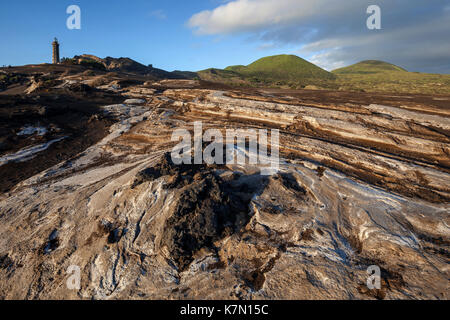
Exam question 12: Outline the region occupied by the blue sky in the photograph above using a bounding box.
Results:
[1,1,449,73]
[0,0,289,71]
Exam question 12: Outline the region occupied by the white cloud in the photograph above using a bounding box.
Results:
[308,51,347,71]
[188,0,363,35]
[188,0,450,73]
[298,13,450,72]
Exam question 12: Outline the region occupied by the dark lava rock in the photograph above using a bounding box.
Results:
[68,83,93,94]
[161,173,260,271]
[277,172,306,194]
[132,152,211,189]
[42,229,60,254]
[142,153,269,271]
[0,254,14,270]
[107,228,124,244]
[99,220,124,244]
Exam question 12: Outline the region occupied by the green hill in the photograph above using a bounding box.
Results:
[198,54,335,88]
[197,56,450,94]
[226,54,335,81]
[333,60,450,94]
[333,60,407,75]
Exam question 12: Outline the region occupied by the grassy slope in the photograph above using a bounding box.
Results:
[233,55,335,80]
[199,57,450,94]
[199,55,336,88]
[333,60,450,94]
[333,60,407,74]
[196,68,248,85]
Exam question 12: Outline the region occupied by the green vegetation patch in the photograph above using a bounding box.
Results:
[333,60,450,94]
[333,60,407,75]
[198,56,450,94]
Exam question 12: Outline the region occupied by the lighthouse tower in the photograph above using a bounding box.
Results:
[52,38,60,64]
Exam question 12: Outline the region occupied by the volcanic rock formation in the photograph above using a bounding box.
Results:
[0,72,448,300]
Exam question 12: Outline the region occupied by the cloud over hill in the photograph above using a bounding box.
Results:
[188,0,450,73]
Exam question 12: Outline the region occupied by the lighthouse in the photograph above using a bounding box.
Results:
[52,38,60,64]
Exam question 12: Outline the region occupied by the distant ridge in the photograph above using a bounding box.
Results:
[330,59,450,94]
[28,53,448,94]
[63,55,195,80]
[333,60,407,74]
